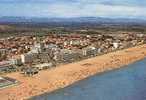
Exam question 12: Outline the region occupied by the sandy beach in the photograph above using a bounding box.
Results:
[0,44,146,100]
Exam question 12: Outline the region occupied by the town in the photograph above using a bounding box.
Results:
[0,32,146,76]
[1,0,146,99]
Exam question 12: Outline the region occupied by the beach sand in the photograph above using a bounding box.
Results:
[0,44,146,100]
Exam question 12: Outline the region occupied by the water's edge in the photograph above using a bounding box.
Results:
[30,58,146,100]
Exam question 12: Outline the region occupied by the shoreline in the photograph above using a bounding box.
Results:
[0,44,146,100]
[30,57,146,99]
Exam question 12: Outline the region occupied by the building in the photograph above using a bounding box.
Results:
[21,53,38,64]
[10,58,22,66]
[10,55,22,66]
[0,49,7,61]
[53,49,83,63]
[0,61,12,72]
[82,46,98,57]
[53,49,71,62]
[21,67,39,76]
[0,65,9,72]
[113,42,119,49]
[38,53,50,63]
[0,49,7,54]
[0,77,18,89]
[70,40,81,46]
[0,63,16,73]
[31,42,45,54]
[34,63,53,70]
[45,44,59,55]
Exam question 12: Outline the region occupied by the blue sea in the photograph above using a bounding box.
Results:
[31,58,146,100]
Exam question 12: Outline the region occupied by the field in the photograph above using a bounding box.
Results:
[0,18,146,38]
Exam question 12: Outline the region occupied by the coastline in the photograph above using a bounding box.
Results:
[0,44,146,100]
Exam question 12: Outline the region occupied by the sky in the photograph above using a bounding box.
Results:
[0,0,146,19]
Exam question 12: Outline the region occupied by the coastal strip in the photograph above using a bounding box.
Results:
[0,44,146,100]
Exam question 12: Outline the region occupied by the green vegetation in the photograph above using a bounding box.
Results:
[0,22,146,38]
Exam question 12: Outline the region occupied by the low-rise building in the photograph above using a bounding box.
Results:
[34,63,53,70]
[0,49,7,61]
[113,42,119,49]
[10,58,22,66]
[21,67,39,76]
[0,76,18,89]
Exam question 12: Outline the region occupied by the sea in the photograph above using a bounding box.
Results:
[31,58,146,100]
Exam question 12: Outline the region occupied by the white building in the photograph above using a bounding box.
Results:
[82,46,97,57]
[21,53,38,64]
[53,49,83,62]
[34,63,53,70]
[113,42,119,49]
[31,42,45,54]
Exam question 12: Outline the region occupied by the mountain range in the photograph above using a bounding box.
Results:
[0,16,146,24]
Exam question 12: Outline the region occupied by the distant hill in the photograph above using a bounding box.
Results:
[0,16,146,24]
[0,16,146,35]
[0,25,12,30]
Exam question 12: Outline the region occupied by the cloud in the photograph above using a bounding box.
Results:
[1,0,146,6]
[46,3,146,18]
[0,0,75,3]
[100,0,146,7]
[0,0,146,19]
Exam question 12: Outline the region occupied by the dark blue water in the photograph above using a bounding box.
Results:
[32,58,146,100]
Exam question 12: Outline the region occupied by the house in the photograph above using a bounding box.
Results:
[113,42,119,49]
